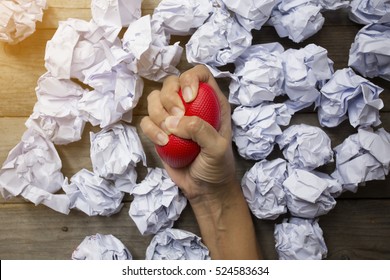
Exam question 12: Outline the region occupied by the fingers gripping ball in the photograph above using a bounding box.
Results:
[156,82,221,168]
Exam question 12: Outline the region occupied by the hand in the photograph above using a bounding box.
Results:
[140,65,238,201]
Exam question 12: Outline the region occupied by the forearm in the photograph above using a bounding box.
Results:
[189,180,261,260]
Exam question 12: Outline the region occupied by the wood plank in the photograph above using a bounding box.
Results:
[0,199,389,259]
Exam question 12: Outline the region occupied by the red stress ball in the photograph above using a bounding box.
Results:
[155,82,221,168]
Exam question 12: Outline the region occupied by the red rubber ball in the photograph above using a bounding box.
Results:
[155,82,221,168]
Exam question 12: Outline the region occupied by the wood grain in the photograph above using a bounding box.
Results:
[0,1,389,260]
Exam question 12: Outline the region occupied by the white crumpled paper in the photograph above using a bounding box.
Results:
[283,168,339,218]
[151,0,212,36]
[229,43,285,106]
[90,123,146,193]
[72,233,132,260]
[269,0,324,43]
[129,168,187,235]
[25,72,88,145]
[317,68,384,128]
[44,17,145,128]
[122,14,183,82]
[276,124,333,170]
[274,217,327,260]
[145,228,210,260]
[349,0,390,24]
[348,20,390,81]
[63,168,124,216]
[268,0,349,43]
[0,0,47,44]
[0,128,70,214]
[91,0,142,28]
[186,2,252,66]
[241,158,288,220]
[232,103,292,160]
[281,44,334,114]
[45,18,120,80]
[77,66,144,128]
[221,0,277,31]
[332,127,390,193]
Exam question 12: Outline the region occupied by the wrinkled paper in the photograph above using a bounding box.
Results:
[122,14,183,82]
[145,228,210,260]
[129,168,187,235]
[90,123,146,193]
[151,0,212,36]
[186,2,252,66]
[0,0,47,44]
[269,1,324,43]
[274,217,327,260]
[25,72,88,145]
[221,0,277,31]
[283,168,339,218]
[348,20,390,81]
[268,0,349,43]
[241,158,288,220]
[91,0,142,28]
[72,233,132,260]
[349,0,390,24]
[0,128,70,214]
[317,68,384,128]
[232,103,292,160]
[229,43,285,106]
[276,124,333,170]
[332,127,390,192]
[282,44,334,114]
[63,168,124,216]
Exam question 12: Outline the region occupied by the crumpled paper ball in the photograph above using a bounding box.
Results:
[317,68,384,128]
[232,102,291,160]
[63,168,124,216]
[269,0,324,43]
[221,0,277,31]
[0,0,47,44]
[129,168,187,235]
[72,233,132,260]
[0,128,69,214]
[25,72,88,145]
[123,14,183,82]
[332,127,390,193]
[186,2,252,66]
[283,168,339,218]
[241,158,288,220]
[90,123,146,193]
[348,20,390,81]
[276,124,333,170]
[274,217,327,260]
[229,43,285,106]
[151,0,212,36]
[281,44,334,114]
[91,0,142,28]
[145,228,210,260]
[349,0,390,24]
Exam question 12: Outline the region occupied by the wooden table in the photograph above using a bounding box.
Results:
[0,0,389,260]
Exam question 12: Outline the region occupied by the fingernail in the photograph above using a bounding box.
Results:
[156,132,169,146]
[182,86,194,103]
[171,106,184,117]
[165,116,181,131]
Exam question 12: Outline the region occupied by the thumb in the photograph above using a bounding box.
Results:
[165,115,226,155]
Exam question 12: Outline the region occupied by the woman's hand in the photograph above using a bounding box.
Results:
[140,65,237,201]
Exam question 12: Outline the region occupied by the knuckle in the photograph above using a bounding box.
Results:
[147,90,160,103]
[187,116,205,136]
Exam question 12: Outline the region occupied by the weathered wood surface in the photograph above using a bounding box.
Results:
[0,1,389,260]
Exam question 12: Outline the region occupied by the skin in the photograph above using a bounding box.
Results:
[140,65,261,260]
